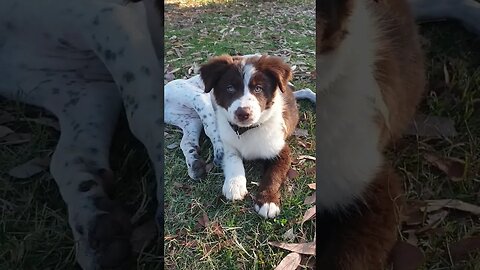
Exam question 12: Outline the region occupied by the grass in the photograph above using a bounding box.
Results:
[392,22,480,269]
[164,0,316,269]
[0,1,478,270]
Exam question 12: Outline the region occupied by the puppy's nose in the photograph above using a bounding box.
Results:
[235,107,252,121]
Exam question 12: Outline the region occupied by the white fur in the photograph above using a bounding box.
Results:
[225,64,262,126]
[0,1,162,269]
[218,93,286,160]
[255,202,280,219]
[164,75,224,178]
[316,0,384,210]
[215,65,287,219]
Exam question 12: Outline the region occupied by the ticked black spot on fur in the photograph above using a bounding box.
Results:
[89,147,99,154]
[92,16,99,25]
[96,43,103,52]
[4,21,15,31]
[140,66,150,76]
[122,72,135,83]
[75,224,84,235]
[118,48,125,57]
[100,7,114,13]
[78,180,98,192]
[58,38,71,47]
[104,49,116,61]
[64,97,80,108]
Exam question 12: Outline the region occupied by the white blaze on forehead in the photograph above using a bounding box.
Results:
[224,63,262,126]
[242,64,256,93]
[238,64,258,107]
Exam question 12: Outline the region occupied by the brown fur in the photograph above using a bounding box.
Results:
[256,145,292,206]
[317,0,354,53]
[316,0,425,268]
[200,55,300,210]
[317,166,403,270]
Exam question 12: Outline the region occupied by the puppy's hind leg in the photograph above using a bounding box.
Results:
[178,118,207,180]
[45,83,132,269]
[192,93,224,167]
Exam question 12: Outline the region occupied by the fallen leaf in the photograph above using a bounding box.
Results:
[302,206,316,223]
[304,167,316,176]
[166,142,178,149]
[422,199,480,215]
[0,133,31,145]
[443,62,450,87]
[390,241,425,270]
[424,153,465,182]
[197,212,209,228]
[406,113,457,138]
[165,72,175,82]
[205,163,214,173]
[173,182,184,188]
[303,194,315,205]
[307,183,316,190]
[287,168,299,180]
[416,210,448,234]
[405,231,419,246]
[0,126,14,138]
[274,252,302,270]
[293,128,309,138]
[448,237,480,262]
[131,220,157,253]
[297,155,316,161]
[210,221,224,237]
[184,240,198,248]
[8,156,51,179]
[402,200,427,226]
[268,241,315,255]
[282,228,295,241]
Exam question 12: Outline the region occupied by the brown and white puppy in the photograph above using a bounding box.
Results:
[317,0,425,268]
[199,54,299,218]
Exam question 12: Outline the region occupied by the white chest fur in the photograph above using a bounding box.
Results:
[217,112,285,160]
[316,0,386,210]
[215,93,286,160]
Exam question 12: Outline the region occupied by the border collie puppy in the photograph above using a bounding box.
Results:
[316,0,425,268]
[199,54,299,218]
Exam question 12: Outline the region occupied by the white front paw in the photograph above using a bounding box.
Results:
[222,176,248,201]
[254,202,280,218]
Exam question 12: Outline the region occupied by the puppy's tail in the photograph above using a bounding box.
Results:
[294,88,316,104]
[409,0,480,35]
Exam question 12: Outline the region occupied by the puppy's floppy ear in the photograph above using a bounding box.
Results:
[255,55,292,93]
[200,55,233,93]
[317,0,353,53]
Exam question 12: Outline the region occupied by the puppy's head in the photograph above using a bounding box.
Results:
[200,54,292,127]
[317,0,354,54]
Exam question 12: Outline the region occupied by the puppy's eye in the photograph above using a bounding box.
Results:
[226,85,235,93]
[254,85,263,93]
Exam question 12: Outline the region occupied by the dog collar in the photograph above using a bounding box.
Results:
[229,122,261,136]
